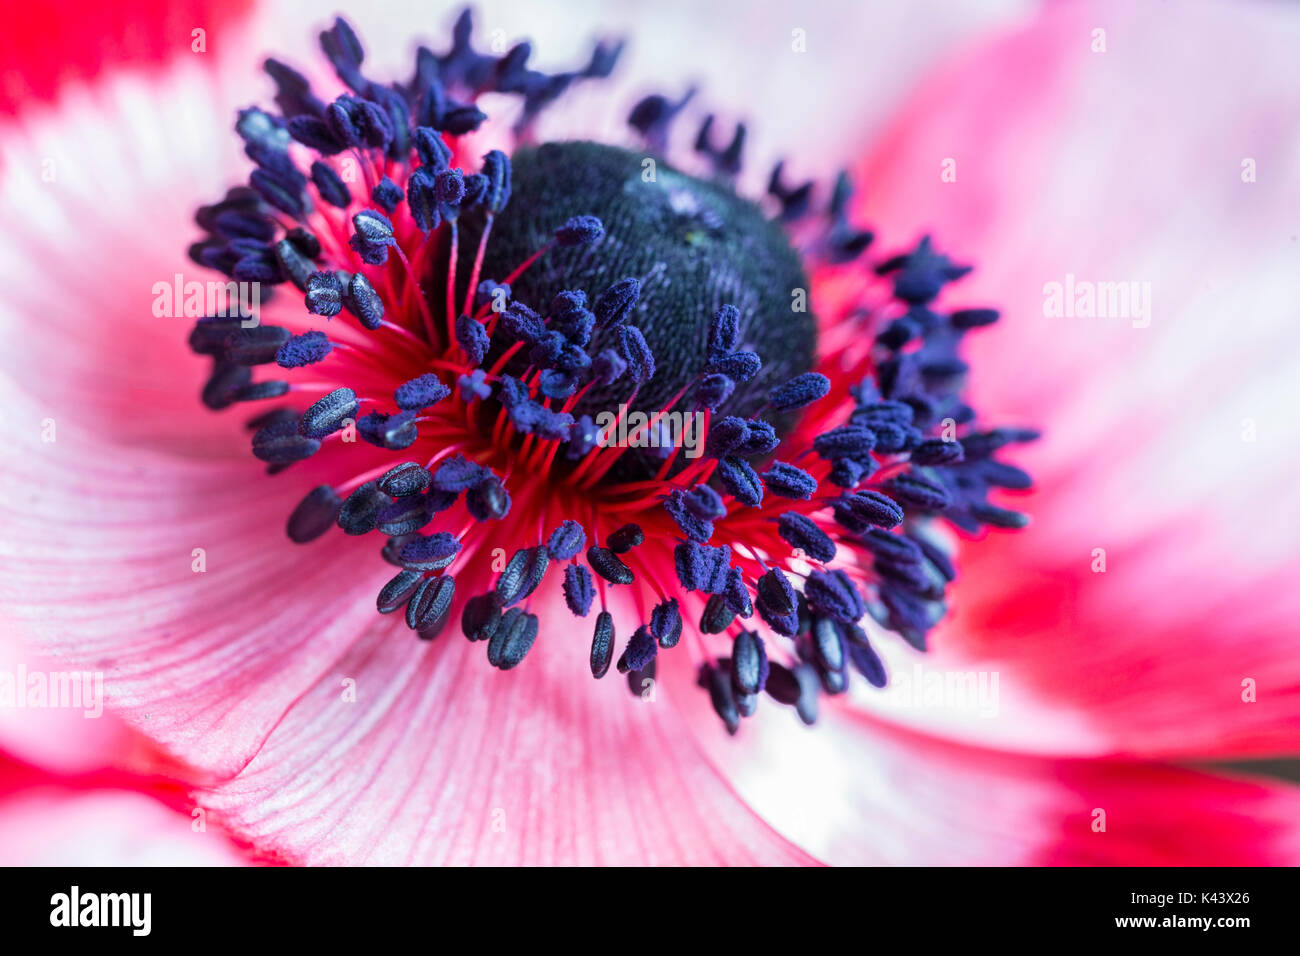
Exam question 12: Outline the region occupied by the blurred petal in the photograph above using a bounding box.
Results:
[0,50,270,453]
[670,659,1300,865]
[259,0,1029,184]
[0,0,255,118]
[0,642,137,774]
[850,0,1300,758]
[0,61,391,770]
[0,756,250,865]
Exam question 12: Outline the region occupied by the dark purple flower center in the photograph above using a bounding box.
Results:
[470,141,815,480]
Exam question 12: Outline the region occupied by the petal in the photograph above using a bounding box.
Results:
[0,640,137,774]
[848,0,1300,758]
[0,0,256,118]
[0,48,282,454]
[197,584,817,865]
[668,653,1300,865]
[274,0,1027,181]
[0,399,390,781]
[0,758,250,865]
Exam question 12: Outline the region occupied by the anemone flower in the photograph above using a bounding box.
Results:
[1,0,1298,867]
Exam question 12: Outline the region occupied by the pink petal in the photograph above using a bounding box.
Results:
[667,650,1300,864]
[0,641,138,774]
[197,587,818,865]
[848,0,1300,758]
[0,55,273,453]
[0,755,250,865]
[0,788,250,865]
[264,0,1028,184]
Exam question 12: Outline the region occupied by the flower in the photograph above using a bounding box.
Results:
[1,0,1298,866]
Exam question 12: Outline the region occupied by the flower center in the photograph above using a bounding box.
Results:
[182,12,1037,735]
[468,141,816,482]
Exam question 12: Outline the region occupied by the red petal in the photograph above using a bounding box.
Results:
[0,0,255,118]
[672,665,1300,865]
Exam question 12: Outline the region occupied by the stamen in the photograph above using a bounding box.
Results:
[185,11,1033,736]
